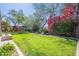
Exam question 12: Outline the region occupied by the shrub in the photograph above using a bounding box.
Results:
[41,28,48,34]
[0,43,15,56]
[53,21,74,36]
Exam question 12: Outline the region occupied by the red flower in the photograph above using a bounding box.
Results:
[56,16,61,21]
[61,15,66,20]
[63,4,74,18]
[47,4,74,34]
[48,15,53,32]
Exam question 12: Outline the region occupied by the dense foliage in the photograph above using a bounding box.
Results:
[53,21,74,36]
[0,43,15,56]
[0,4,79,36]
[47,4,78,37]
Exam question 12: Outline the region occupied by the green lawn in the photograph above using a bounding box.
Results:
[13,33,77,56]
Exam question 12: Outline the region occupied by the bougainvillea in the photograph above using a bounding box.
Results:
[48,15,56,33]
[48,15,53,33]
[61,15,66,21]
[48,4,74,34]
[62,4,74,18]
[56,16,61,21]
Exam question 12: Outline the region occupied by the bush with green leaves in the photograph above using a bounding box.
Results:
[53,21,74,36]
[41,28,48,34]
[0,43,15,56]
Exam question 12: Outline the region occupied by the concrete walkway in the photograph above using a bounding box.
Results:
[10,40,24,56]
[76,40,79,56]
[0,40,24,56]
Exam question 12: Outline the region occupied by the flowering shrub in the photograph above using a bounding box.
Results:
[53,21,74,35]
[48,4,75,35]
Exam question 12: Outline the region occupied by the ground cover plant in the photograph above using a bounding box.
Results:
[0,43,15,56]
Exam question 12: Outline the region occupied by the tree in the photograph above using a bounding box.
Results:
[0,9,4,34]
[8,9,27,32]
[25,15,42,32]
[8,9,26,26]
[73,3,79,38]
[22,16,31,32]
[48,3,79,37]
[33,3,64,32]
[1,21,9,32]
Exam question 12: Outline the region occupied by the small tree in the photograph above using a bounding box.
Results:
[1,21,9,32]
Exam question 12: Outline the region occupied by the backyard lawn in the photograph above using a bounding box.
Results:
[13,33,77,56]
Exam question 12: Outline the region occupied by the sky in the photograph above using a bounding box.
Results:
[0,3,62,26]
[0,3,35,26]
[0,3,63,18]
[0,3,35,17]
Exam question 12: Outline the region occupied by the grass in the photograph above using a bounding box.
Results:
[13,33,77,56]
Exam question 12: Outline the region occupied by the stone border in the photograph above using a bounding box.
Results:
[10,40,24,56]
[76,40,79,56]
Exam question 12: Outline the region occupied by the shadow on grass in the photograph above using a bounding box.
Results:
[57,36,77,47]
[10,32,29,35]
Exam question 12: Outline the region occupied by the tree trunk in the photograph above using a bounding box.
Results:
[0,9,2,34]
[75,4,79,38]
[76,25,79,39]
[40,20,47,32]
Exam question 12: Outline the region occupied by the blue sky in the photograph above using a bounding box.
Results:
[0,3,35,17]
[0,3,63,26]
[0,3,62,17]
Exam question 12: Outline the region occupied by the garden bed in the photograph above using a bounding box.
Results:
[0,43,16,56]
[0,40,23,56]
